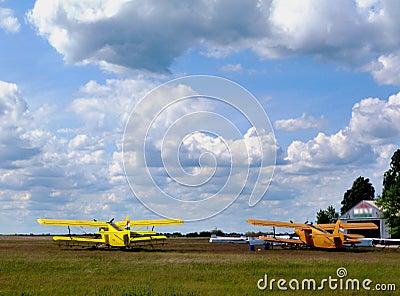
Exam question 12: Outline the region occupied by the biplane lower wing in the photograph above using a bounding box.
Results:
[52,236,105,244]
[52,235,168,245]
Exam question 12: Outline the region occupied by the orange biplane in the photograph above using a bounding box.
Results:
[246,219,378,249]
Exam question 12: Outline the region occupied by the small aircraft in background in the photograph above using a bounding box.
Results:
[246,219,378,249]
[209,234,249,244]
[371,238,400,249]
[209,234,266,245]
[38,216,183,249]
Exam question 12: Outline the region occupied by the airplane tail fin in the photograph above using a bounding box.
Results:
[123,216,131,247]
[124,216,130,231]
[333,219,345,241]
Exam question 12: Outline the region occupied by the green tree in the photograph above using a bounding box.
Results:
[316,205,339,224]
[340,176,375,215]
[376,149,400,238]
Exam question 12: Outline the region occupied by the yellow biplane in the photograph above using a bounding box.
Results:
[246,219,378,249]
[38,216,183,249]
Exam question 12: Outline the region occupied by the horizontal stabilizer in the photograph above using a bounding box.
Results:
[317,222,378,230]
[345,233,365,239]
[131,235,167,242]
[116,219,184,228]
[131,231,158,236]
[344,239,362,244]
[259,235,305,245]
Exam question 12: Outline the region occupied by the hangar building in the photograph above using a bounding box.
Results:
[339,200,390,239]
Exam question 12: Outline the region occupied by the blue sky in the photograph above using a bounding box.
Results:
[1,0,400,234]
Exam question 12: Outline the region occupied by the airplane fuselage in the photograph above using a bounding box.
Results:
[295,227,344,249]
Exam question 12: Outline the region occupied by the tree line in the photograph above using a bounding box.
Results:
[316,149,400,238]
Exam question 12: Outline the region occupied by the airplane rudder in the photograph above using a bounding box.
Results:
[335,220,345,240]
[125,216,131,231]
[333,219,341,234]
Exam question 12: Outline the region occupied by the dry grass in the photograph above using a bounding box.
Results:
[0,236,399,295]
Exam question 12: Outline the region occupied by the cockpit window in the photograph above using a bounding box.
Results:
[108,222,121,231]
[310,224,328,233]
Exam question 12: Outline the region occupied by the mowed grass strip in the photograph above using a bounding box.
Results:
[0,237,399,296]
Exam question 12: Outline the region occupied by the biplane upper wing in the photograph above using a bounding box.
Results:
[38,218,184,229]
[37,219,109,228]
[246,219,312,229]
[316,222,378,231]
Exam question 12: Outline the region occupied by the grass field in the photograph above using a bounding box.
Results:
[0,236,399,296]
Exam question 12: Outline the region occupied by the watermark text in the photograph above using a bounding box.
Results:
[257,267,396,291]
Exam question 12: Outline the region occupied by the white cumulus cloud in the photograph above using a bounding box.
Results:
[285,92,400,172]
[349,92,400,143]
[219,63,243,73]
[274,113,326,131]
[0,81,40,167]
[367,53,400,85]
[26,0,400,84]
[0,7,20,33]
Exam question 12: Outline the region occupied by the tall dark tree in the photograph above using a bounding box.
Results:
[316,205,339,224]
[340,176,375,215]
[376,149,400,238]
